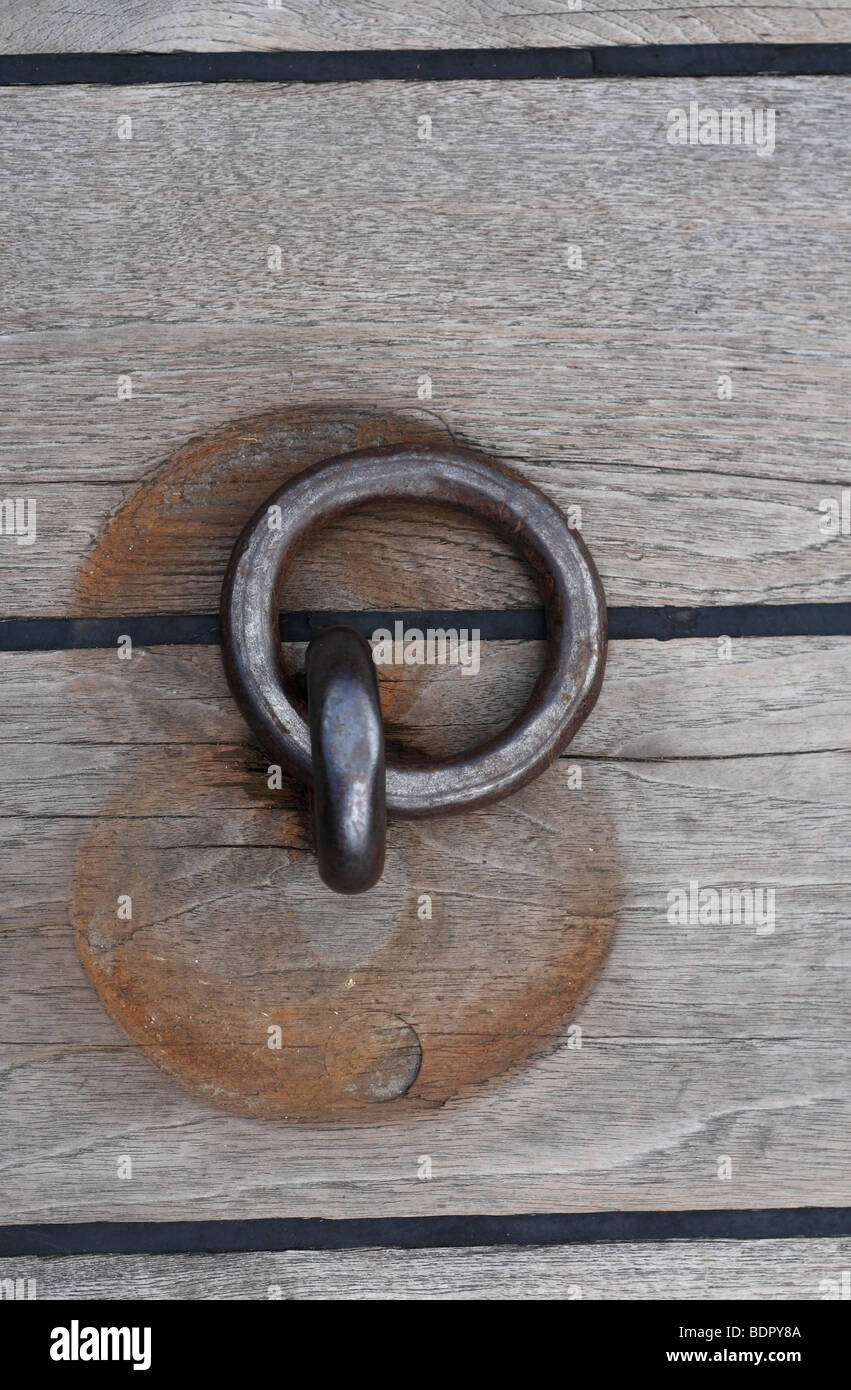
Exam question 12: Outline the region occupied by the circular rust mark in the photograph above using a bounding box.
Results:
[71,760,618,1121]
[70,406,619,1122]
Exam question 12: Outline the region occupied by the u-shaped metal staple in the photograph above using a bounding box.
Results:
[306,625,386,893]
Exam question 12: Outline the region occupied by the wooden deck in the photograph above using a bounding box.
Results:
[1,3,849,1298]
[3,1,849,52]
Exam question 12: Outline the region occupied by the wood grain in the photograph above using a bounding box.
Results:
[55,405,848,619]
[2,636,849,760]
[2,1238,849,1300]
[0,633,848,1215]
[4,747,849,1039]
[1,79,850,613]
[68,751,618,1121]
[1,65,849,1230]
[1,2,848,53]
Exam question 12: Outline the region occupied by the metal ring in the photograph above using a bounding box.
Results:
[306,625,386,894]
[221,445,607,817]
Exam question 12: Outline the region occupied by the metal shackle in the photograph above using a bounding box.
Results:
[221,445,607,892]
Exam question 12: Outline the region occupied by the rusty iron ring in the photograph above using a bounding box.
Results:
[221,445,607,817]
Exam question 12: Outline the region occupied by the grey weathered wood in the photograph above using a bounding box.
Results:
[0,635,848,1216]
[1,79,850,613]
[1,2,847,52]
[1,66,849,1232]
[2,1027,846,1219]
[4,748,848,1038]
[1,636,848,759]
[2,1239,849,1300]
[8,465,848,613]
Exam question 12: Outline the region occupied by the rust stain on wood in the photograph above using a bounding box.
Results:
[74,405,538,619]
[70,406,618,1121]
[71,761,619,1120]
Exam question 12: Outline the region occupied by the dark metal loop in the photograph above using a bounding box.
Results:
[306,626,386,894]
[221,444,607,817]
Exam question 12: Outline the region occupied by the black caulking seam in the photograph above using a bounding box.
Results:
[1,1206,849,1257]
[0,604,850,651]
[1,44,850,87]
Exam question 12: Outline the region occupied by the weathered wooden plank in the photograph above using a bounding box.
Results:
[1,680,848,1214]
[2,1239,849,1300]
[1,2,847,53]
[0,1033,846,1220]
[2,638,849,1037]
[7,464,848,613]
[3,826,848,1040]
[1,79,850,612]
[3,77,848,487]
[1,636,848,759]
[3,634,848,1139]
